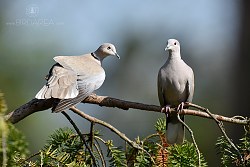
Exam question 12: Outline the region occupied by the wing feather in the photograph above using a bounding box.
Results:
[158,69,167,106]
[36,57,106,112]
[35,64,78,99]
[52,72,105,112]
[186,68,195,102]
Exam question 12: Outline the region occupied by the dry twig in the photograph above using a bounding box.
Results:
[69,106,155,165]
[61,111,97,166]
[186,103,244,165]
[177,113,201,167]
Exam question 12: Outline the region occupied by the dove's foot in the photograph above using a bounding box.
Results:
[177,102,184,112]
[161,105,171,118]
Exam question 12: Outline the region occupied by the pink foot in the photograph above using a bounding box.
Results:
[177,102,184,112]
[161,105,171,118]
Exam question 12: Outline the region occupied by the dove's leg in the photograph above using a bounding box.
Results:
[161,105,171,118]
[177,102,184,112]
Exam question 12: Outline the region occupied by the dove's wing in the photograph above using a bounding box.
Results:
[35,43,119,112]
[186,68,195,103]
[52,71,105,112]
[35,64,78,99]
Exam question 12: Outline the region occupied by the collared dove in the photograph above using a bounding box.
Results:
[35,43,119,112]
[157,39,194,144]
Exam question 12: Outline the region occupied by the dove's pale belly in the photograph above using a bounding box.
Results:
[161,76,188,106]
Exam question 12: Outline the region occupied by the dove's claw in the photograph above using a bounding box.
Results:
[161,105,171,118]
[177,102,184,112]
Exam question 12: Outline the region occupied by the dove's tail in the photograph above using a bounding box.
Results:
[52,83,94,113]
[166,115,184,145]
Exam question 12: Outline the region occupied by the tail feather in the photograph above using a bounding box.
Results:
[52,92,89,112]
[52,84,94,112]
[166,115,184,144]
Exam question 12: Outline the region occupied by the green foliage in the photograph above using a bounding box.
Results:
[41,127,90,166]
[154,117,207,167]
[0,92,29,167]
[125,137,155,166]
[216,131,250,167]
[6,115,209,166]
[119,117,207,167]
[0,123,29,167]
[1,91,209,167]
[0,91,7,114]
[154,117,166,134]
[133,150,151,167]
[106,140,127,166]
[167,142,207,167]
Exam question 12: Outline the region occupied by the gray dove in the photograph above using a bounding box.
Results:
[35,43,119,112]
[157,39,194,144]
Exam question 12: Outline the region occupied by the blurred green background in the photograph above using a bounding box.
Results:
[1,1,249,166]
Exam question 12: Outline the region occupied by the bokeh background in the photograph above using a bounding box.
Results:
[1,1,249,166]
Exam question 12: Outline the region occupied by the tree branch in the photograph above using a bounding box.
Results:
[177,113,201,167]
[5,98,54,124]
[61,111,97,167]
[5,94,250,126]
[187,103,244,165]
[69,106,155,164]
[70,106,141,149]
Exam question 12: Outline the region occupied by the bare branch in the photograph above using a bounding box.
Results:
[69,106,142,150]
[5,94,250,126]
[5,98,54,124]
[177,113,201,167]
[61,111,97,167]
[69,106,155,164]
[187,103,244,165]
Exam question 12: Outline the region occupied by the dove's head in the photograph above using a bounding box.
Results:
[165,39,180,54]
[95,43,120,60]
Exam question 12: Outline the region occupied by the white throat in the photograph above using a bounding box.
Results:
[168,50,181,60]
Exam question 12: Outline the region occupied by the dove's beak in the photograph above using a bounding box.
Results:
[165,44,170,51]
[111,49,120,59]
[114,52,120,59]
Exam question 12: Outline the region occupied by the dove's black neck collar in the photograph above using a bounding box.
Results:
[91,52,99,60]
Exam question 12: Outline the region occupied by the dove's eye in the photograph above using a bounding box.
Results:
[107,46,111,50]
[174,42,177,45]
